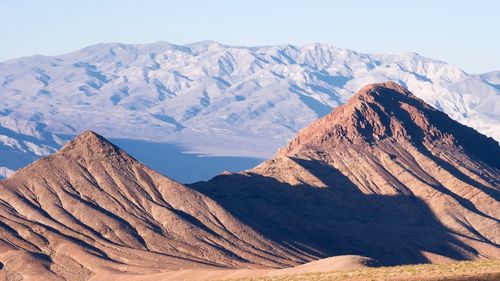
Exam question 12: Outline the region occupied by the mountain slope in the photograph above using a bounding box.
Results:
[0,131,306,280]
[192,82,500,265]
[0,41,498,178]
[0,82,498,280]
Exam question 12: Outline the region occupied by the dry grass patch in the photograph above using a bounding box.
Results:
[228,259,500,281]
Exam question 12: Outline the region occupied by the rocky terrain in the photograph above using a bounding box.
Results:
[0,82,498,280]
[0,131,307,281]
[192,82,500,265]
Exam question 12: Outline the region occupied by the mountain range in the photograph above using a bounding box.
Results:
[1,82,498,280]
[1,41,499,180]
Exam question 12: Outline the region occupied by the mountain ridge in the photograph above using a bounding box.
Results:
[0,82,499,280]
[1,41,499,180]
[0,130,308,280]
[192,82,500,265]
[280,82,500,168]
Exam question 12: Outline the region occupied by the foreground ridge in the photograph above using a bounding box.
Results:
[0,131,306,280]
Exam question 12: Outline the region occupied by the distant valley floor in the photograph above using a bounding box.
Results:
[109,138,264,183]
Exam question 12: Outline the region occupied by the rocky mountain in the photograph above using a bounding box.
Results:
[0,82,498,280]
[0,131,307,280]
[192,82,500,265]
[0,41,499,179]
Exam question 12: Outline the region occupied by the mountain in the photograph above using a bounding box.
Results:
[0,116,64,179]
[0,41,499,180]
[0,83,498,280]
[0,131,307,280]
[192,82,500,265]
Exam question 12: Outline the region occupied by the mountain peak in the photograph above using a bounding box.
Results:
[356,81,412,98]
[280,82,429,152]
[194,84,500,268]
[1,135,301,277]
[56,130,126,161]
[76,129,104,140]
[280,82,500,168]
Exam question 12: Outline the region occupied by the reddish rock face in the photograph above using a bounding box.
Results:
[1,82,499,280]
[281,82,499,169]
[194,82,500,265]
[0,131,306,279]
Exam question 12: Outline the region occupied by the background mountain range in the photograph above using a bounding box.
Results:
[1,41,499,181]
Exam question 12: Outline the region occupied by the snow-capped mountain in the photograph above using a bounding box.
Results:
[0,116,64,178]
[0,41,498,179]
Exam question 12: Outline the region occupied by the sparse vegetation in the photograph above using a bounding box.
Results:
[229,259,500,281]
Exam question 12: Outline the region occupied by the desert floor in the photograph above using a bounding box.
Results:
[87,256,500,281]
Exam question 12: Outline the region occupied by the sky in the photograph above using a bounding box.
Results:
[0,0,498,73]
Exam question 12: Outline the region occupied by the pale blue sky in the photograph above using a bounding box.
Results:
[0,0,498,73]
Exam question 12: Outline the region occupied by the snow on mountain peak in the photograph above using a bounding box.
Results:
[0,41,498,179]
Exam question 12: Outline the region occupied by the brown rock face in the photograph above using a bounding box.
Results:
[280,82,499,168]
[193,82,500,265]
[1,82,499,280]
[0,131,305,280]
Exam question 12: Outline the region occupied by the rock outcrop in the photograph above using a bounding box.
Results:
[193,82,500,265]
[0,131,304,280]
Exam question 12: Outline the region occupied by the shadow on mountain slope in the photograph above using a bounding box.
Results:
[191,157,482,266]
